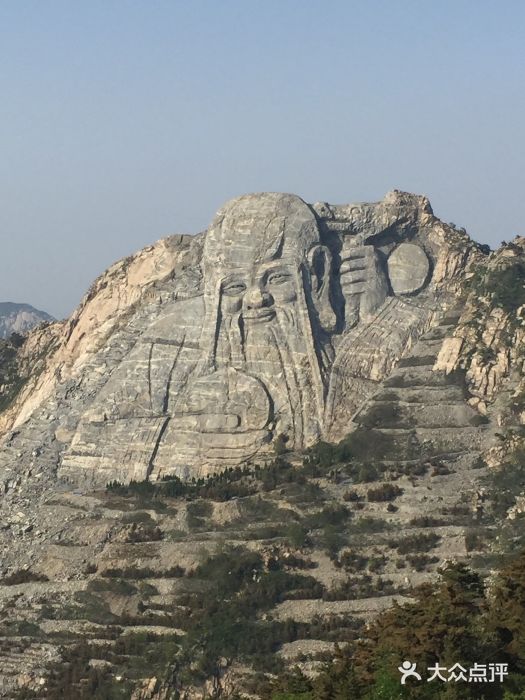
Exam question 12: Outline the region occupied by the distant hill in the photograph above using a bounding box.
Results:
[0,301,54,339]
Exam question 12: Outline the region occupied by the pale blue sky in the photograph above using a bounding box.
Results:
[1,1,524,318]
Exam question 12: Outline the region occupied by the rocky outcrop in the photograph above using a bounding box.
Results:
[434,237,525,426]
[0,302,53,339]
[0,190,515,699]
[0,191,485,486]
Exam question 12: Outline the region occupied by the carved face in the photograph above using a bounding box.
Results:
[196,193,335,448]
[221,260,297,324]
[202,193,333,354]
[205,194,316,303]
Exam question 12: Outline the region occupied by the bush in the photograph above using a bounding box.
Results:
[348,517,392,534]
[511,390,525,415]
[324,575,396,601]
[1,570,49,585]
[409,516,445,528]
[343,490,362,502]
[406,554,439,571]
[320,525,346,558]
[470,414,490,427]
[186,499,213,529]
[356,463,381,483]
[101,565,184,579]
[107,479,155,497]
[125,523,163,542]
[273,433,289,455]
[431,463,452,476]
[305,429,395,468]
[397,355,438,367]
[87,578,137,595]
[338,551,368,572]
[391,533,441,554]
[368,556,386,573]
[305,504,350,530]
[465,529,488,553]
[484,444,525,517]
[366,483,403,502]
[485,261,525,313]
[285,523,310,549]
[358,404,403,429]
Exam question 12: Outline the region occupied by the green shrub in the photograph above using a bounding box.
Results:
[358,403,403,429]
[304,504,350,530]
[366,483,403,502]
[348,517,392,534]
[87,578,137,595]
[186,499,213,529]
[121,511,154,524]
[465,529,488,553]
[343,489,362,502]
[125,524,163,542]
[391,532,441,554]
[484,445,525,517]
[323,575,396,601]
[512,389,525,415]
[285,523,310,549]
[1,570,49,585]
[397,355,436,367]
[406,554,439,571]
[319,524,346,558]
[470,413,490,426]
[409,516,445,528]
[484,261,525,313]
[338,551,368,572]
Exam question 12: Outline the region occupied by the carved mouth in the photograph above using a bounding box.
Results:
[243,308,276,323]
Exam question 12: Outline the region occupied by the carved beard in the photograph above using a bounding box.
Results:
[215,305,321,448]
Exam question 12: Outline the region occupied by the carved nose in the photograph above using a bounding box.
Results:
[244,287,271,310]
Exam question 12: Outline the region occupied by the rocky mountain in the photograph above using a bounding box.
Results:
[0,191,523,699]
[0,302,54,339]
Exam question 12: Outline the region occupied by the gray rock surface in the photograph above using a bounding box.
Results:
[1,190,484,486]
[0,193,512,696]
[0,302,53,339]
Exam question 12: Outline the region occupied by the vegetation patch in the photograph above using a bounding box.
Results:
[366,483,403,502]
[1,570,49,585]
[266,553,525,699]
[390,532,441,555]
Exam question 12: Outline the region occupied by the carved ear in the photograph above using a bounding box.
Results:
[307,245,337,332]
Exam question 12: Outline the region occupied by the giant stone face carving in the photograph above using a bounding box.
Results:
[62,191,446,485]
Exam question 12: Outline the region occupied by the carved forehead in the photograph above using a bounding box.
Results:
[204,193,320,272]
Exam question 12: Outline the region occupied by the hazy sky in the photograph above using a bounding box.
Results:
[1,1,524,319]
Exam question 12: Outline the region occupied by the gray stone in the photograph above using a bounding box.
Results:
[0,302,53,339]
[50,190,481,485]
[387,243,430,295]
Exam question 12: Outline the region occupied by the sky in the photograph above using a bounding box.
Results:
[1,1,524,319]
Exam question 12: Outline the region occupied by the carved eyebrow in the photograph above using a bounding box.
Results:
[259,261,293,274]
[221,274,247,286]
[266,269,292,279]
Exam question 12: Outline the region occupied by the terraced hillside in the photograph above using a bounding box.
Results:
[0,308,504,698]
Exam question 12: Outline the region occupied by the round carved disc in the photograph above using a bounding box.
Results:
[387,243,430,295]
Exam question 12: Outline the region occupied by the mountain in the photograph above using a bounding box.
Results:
[0,191,523,699]
[0,302,54,339]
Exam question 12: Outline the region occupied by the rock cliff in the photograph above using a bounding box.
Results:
[0,302,53,339]
[435,237,525,427]
[1,191,522,699]
[0,191,484,487]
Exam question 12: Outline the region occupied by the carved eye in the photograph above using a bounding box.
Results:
[222,281,247,296]
[267,272,291,285]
